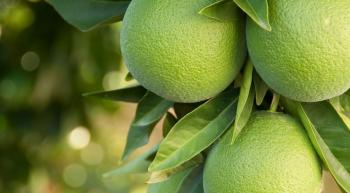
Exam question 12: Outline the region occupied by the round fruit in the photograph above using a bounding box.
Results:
[121,0,246,103]
[203,112,322,193]
[246,0,350,102]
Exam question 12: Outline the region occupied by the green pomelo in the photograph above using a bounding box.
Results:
[203,112,322,193]
[247,0,350,102]
[121,0,246,103]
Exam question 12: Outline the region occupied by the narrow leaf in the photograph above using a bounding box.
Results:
[199,0,242,22]
[191,183,205,193]
[231,61,255,144]
[163,112,178,137]
[178,166,204,193]
[282,99,350,192]
[173,103,203,119]
[122,92,174,160]
[149,89,239,172]
[103,144,158,178]
[329,98,350,131]
[147,167,195,193]
[253,71,269,105]
[83,85,147,103]
[340,90,350,112]
[269,92,280,112]
[233,0,271,31]
[46,0,130,31]
[302,102,350,171]
[148,154,203,184]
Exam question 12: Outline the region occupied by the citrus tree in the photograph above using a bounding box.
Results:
[47,0,350,192]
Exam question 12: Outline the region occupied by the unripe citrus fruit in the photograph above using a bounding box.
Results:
[246,0,350,102]
[121,0,246,103]
[203,112,322,193]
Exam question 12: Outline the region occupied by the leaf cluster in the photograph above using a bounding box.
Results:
[48,0,350,192]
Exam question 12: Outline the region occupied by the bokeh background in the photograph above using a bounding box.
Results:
[0,0,342,193]
[0,0,163,192]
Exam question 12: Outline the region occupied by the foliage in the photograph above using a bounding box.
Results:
[0,0,138,192]
[2,0,349,193]
[48,0,350,192]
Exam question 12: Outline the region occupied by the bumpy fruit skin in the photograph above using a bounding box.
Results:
[247,0,350,102]
[203,112,322,193]
[121,0,246,103]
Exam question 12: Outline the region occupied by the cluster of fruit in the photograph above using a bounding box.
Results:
[119,0,349,192]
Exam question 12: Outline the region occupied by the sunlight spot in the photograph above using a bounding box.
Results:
[68,126,91,149]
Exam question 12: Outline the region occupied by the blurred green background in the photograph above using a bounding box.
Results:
[0,0,342,193]
[0,0,163,192]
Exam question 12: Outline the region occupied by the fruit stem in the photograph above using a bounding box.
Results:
[269,93,280,112]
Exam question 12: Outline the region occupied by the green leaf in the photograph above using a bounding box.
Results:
[147,167,195,193]
[192,184,204,193]
[163,112,177,137]
[184,180,204,193]
[46,0,130,31]
[103,144,158,178]
[269,92,280,112]
[148,88,239,172]
[282,99,350,192]
[83,85,147,103]
[178,166,204,193]
[231,61,255,144]
[330,98,350,131]
[233,0,271,31]
[173,103,203,119]
[252,71,269,105]
[339,90,350,116]
[198,0,242,22]
[147,154,203,184]
[122,92,174,160]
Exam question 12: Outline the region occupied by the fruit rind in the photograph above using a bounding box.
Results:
[246,0,350,102]
[121,0,246,103]
[203,111,322,193]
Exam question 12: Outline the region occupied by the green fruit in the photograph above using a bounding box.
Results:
[121,0,246,103]
[247,0,350,102]
[203,112,322,193]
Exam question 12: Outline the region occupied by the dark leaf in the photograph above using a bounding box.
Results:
[199,0,242,22]
[83,85,147,103]
[173,103,203,119]
[253,71,269,105]
[231,60,255,144]
[178,166,204,193]
[282,99,350,192]
[147,167,196,193]
[339,90,350,118]
[46,0,130,31]
[122,92,174,160]
[162,112,177,137]
[147,154,203,184]
[233,0,271,31]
